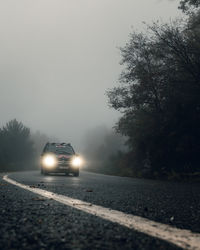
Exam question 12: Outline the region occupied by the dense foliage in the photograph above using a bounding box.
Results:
[0,119,35,171]
[83,126,128,175]
[179,0,200,12]
[107,5,200,177]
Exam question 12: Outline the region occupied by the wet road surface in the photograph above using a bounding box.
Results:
[0,170,199,249]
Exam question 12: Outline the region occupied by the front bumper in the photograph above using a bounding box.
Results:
[49,165,72,173]
[41,163,78,173]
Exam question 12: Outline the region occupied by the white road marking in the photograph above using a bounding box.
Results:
[3,175,200,250]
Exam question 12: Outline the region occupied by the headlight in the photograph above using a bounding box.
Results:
[71,156,82,167]
[42,155,57,168]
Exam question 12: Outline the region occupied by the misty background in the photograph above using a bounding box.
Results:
[0,0,181,152]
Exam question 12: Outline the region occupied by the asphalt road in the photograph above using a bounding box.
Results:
[0,170,199,249]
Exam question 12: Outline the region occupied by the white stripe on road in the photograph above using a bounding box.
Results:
[3,175,200,250]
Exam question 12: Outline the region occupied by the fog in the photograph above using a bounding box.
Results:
[0,0,181,151]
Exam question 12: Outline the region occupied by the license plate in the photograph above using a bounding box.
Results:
[59,166,69,169]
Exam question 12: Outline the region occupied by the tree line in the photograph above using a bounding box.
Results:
[105,0,200,178]
[0,119,51,172]
[83,126,128,176]
[0,119,34,171]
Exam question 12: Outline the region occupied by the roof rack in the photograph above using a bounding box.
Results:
[46,142,71,146]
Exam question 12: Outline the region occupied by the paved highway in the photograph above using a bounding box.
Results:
[0,171,200,249]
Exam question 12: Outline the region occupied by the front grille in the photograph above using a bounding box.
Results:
[57,158,71,166]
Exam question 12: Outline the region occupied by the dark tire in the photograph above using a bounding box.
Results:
[43,169,48,175]
[74,169,79,177]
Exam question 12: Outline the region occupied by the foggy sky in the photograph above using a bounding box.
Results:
[0,0,181,151]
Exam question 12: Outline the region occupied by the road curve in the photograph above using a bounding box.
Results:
[0,170,200,249]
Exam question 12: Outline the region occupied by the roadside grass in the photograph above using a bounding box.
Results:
[86,160,200,183]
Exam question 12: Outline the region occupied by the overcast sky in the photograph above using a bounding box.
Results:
[0,0,182,150]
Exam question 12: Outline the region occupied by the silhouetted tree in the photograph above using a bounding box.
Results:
[30,131,58,167]
[31,131,50,157]
[83,126,127,174]
[107,17,200,176]
[0,119,34,171]
[179,0,200,12]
